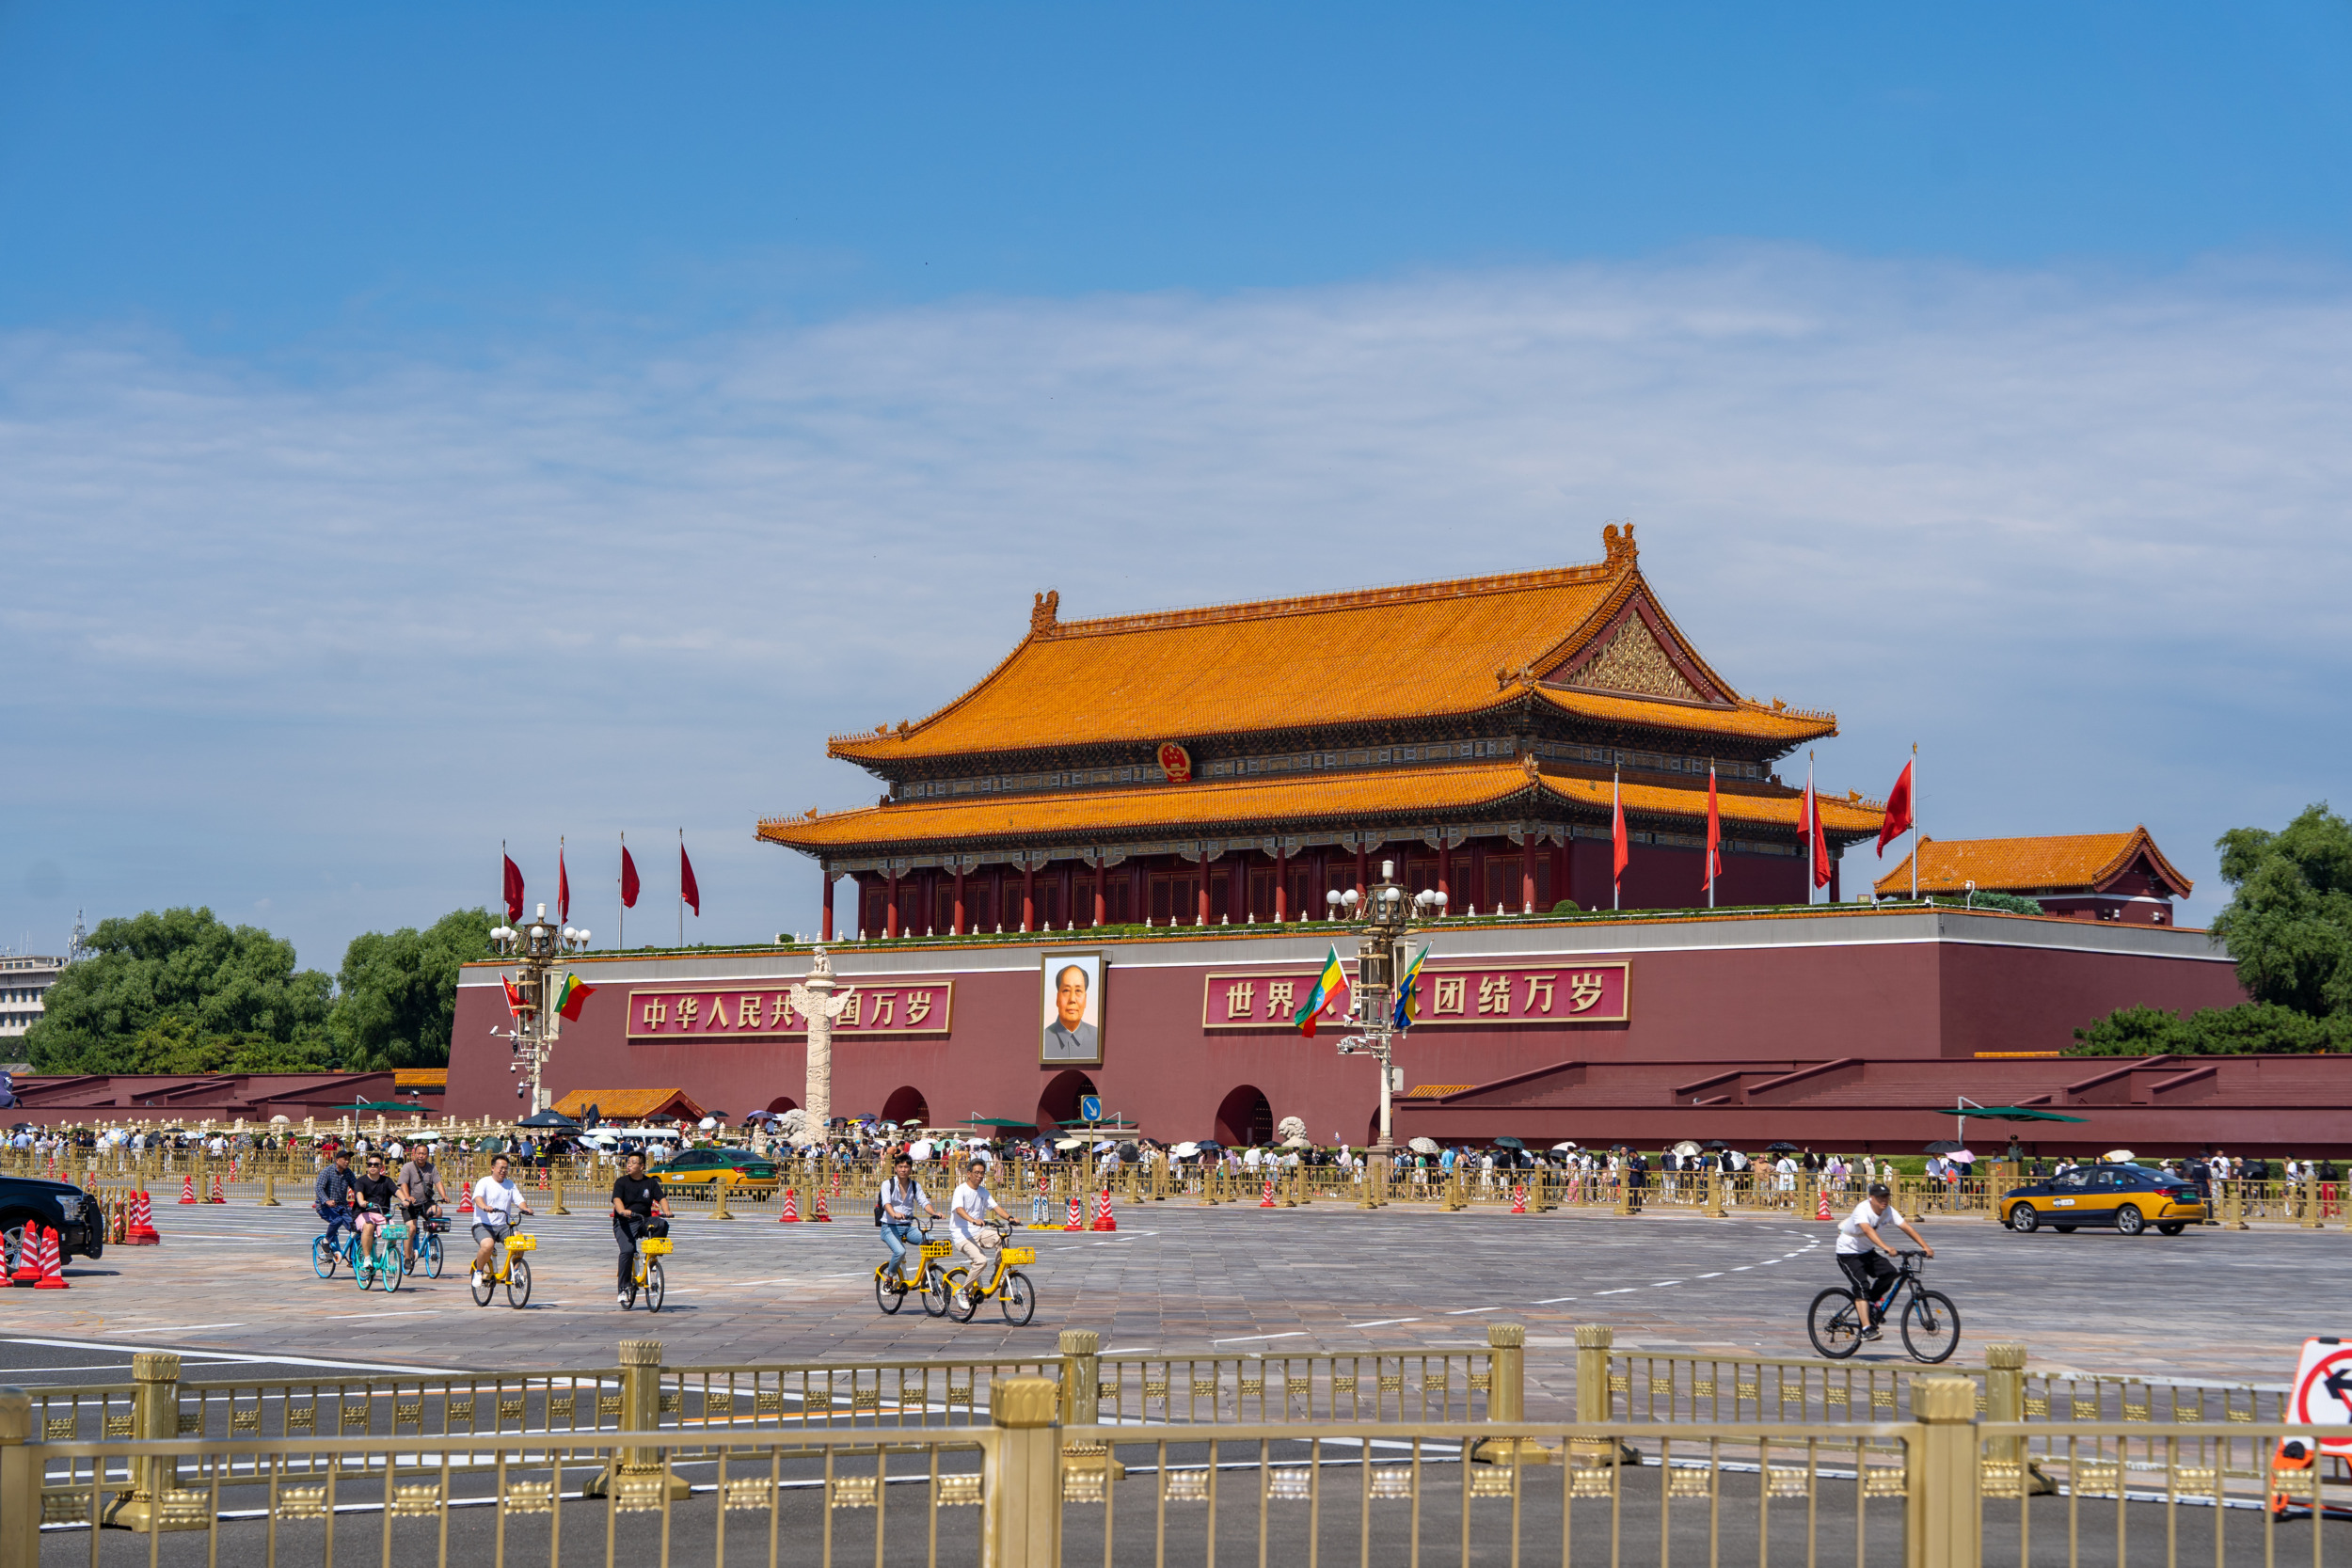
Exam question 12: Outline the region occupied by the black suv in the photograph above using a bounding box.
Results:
[0,1172,103,1271]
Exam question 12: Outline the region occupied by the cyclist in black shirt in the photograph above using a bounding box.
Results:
[611,1150,670,1307]
[352,1155,400,1262]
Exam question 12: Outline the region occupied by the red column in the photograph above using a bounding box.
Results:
[1522,857,1535,914]
[953,869,966,936]
[820,863,834,942]
[1275,847,1289,921]
[1231,859,1246,923]
[886,873,900,939]
[1196,869,1210,928]
[1022,864,1036,933]
[1553,842,1569,911]
[1092,863,1106,928]
[1355,844,1368,906]
[1437,844,1450,916]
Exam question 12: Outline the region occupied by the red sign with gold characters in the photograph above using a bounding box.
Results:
[627,980,954,1040]
[1200,961,1627,1029]
[1156,741,1193,784]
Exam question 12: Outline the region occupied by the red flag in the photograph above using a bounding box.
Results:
[680,843,701,916]
[558,847,570,923]
[1611,775,1629,891]
[1877,760,1915,856]
[1704,765,1722,893]
[620,844,640,909]
[1804,768,1832,890]
[501,974,528,1017]
[501,854,525,922]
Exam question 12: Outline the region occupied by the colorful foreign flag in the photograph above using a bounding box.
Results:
[1392,944,1428,1033]
[1294,944,1352,1038]
[553,973,596,1022]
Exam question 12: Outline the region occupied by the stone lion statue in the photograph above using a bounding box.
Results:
[1277,1115,1308,1147]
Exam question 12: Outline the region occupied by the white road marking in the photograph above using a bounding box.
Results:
[1596,1288,1636,1295]
[1212,1332,1309,1344]
[325,1310,435,1321]
[1529,1297,1577,1305]
[1347,1318,1422,1328]
[1696,1273,1723,1279]
[1442,1307,1498,1315]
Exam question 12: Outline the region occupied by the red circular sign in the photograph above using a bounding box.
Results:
[1156,742,1193,784]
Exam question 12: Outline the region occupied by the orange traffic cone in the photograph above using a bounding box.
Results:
[1817,1188,1834,1222]
[1091,1189,1117,1232]
[8,1230,43,1285]
[127,1189,160,1244]
[1260,1178,1276,1209]
[1510,1184,1528,1214]
[778,1188,800,1223]
[1066,1193,1083,1229]
[208,1174,227,1203]
[812,1189,831,1222]
[458,1186,474,1213]
[178,1174,198,1205]
[33,1227,69,1290]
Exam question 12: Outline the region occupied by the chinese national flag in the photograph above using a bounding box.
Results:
[680,843,701,916]
[1704,766,1723,891]
[501,974,529,1017]
[1612,777,1629,889]
[558,847,570,923]
[501,854,525,921]
[620,844,640,908]
[1804,772,1832,890]
[1877,760,1915,856]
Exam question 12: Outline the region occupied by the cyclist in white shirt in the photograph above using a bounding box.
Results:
[948,1157,1011,1306]
[1836,1182,1933,1340]
[469,1153,532,1287]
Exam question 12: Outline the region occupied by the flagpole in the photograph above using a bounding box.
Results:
[619,831,627,950]
[1910,743,1919,902]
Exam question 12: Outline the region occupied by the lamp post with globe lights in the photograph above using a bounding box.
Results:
[1325,861,1446,1163]
[487,905,592,1116]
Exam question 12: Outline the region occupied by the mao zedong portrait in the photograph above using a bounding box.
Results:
[1043,963,1099,1061]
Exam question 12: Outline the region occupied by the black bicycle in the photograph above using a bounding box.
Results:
[1807,1251,1959,1363]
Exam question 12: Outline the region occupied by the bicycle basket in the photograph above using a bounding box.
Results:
[505,1234,536,1253]
[1001,1246,1037,1266]
[639,1238,673,1256]
[919,1242,954,1261]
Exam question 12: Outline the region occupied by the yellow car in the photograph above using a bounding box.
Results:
[2001,1164,2205,1236]
[655,1149,781,1196]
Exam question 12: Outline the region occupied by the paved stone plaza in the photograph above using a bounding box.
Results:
[3,1201,2340,1400]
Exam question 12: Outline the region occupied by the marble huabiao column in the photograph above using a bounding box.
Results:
[787,949,859,1145]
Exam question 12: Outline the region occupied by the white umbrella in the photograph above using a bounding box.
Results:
[2103,1148,2136,1164]
[269,1115,291,1125]
[1092,1139,1116,1152]
[1550,1141,1580,1151]
[1055,1137,1085,1151]
[1670,1140,1702,1158]
[1172,1141,1200,1157]
[1407,1136,1441,1154]
[908,1138,934,1161]
[698,1117,719,1131]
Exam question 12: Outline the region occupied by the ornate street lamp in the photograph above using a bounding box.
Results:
[1326,861,1445,1159]
[488,904,591,1116]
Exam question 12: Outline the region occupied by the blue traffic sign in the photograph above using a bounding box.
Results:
[1079,1095,1104,1123]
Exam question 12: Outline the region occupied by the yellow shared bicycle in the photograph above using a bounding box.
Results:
[875,1218,954,1318]
[621,1232,672,1312]
[938,1222,1037,1325]
[469,1231,534,1308]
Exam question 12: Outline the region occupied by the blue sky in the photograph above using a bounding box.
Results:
[4,4,2350,966]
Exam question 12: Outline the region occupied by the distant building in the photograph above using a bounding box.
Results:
[1873,826,2192,925]
[0,955,64,1038]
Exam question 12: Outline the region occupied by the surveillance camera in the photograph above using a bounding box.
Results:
[516,1085,526,1099]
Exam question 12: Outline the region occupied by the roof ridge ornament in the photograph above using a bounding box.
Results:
[1031,589,1060,635]
[1602,521,1638,568]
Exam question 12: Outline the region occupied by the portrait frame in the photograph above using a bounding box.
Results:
[1040,951,1107,1066]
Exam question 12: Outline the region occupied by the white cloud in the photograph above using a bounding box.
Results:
[3,245,2346,962]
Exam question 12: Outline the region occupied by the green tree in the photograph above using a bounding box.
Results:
[330,908,499,1070]
[24,907,336,1072]
[2070,804,2352,1055]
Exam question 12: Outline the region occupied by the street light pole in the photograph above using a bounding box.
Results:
[488,904,591,1117]
[1327,859,1446,1158]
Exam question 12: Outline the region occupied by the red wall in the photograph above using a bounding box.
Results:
[448,910,2245,1144]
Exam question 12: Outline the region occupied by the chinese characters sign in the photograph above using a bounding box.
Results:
[627,980,955,1040]
[1199,962,1628,1029]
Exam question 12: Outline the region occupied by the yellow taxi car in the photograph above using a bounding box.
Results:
[2000,1163,2205,1236]
[654,1148,781,1197]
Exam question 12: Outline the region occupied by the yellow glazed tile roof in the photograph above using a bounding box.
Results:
[551,1087,707,1122]
[1872,827,2191,898]
[1533,687,1836,744]
[829,528,1828,763]
[760,761,1883,853]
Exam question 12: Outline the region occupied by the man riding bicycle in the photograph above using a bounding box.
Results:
[352,1154,400,1267]
[395,1146,445,1270]
[1836,1181,1934,1340]
[610,1149,670,1307]
[469,1152,533,1288]
[313,1147,359,1252]
[878,1152,941,1287]
[948,1156,1011,1307]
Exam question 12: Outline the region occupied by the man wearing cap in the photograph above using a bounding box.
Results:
[1835,1182,1934,1340]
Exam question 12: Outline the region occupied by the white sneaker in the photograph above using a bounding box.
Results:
[618,1291,632,1307]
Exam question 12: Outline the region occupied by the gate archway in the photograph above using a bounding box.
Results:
[1038,1069,1098,1136]
[1216,1085,1274,1148]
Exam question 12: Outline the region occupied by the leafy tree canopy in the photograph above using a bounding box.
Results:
[1931,891,2044,916]
[331,908,498,1071]
[2071,804,2352,1055]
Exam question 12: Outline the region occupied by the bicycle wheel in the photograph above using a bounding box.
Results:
[421,1233,443,1278]
[1899,1290,1962,1364]
[355,1244,376,1291]
[506,1255,532,1308]
[921,1265,953,1318]
[644,1259,664,1314]
[945,1268,979,1322]
[379,1245,402,1293]
[619,1272,637,1310]
[999,1270,1036,1327]
[875,1266,907,1315]
[311,1235,338,1279]
[1806,1288,1866,1359]
[470,1261,497,1307]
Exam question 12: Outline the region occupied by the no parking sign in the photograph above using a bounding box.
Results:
[2285,1338,2352,1458]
